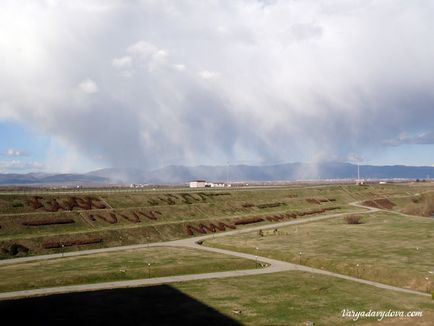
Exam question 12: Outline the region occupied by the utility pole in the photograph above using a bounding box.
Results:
[226,161,230,186]
[357,163,360,181]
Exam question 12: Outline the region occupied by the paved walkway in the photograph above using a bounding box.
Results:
[0,201,431,301]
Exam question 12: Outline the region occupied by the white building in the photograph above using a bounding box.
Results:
[209,182,225,188]
[189,180,206,188]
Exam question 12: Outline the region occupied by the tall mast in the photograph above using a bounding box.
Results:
[357,163,360,181]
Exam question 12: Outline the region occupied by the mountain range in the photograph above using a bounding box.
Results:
[1,162,434,186]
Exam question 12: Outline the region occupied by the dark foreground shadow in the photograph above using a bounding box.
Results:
[0,285,242,326]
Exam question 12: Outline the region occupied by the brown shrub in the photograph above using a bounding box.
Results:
[242,203,255,208]
[43,238,103,249]
[344,215,363,224]
[119,212,141,223]
[147,199,159,206]
[266,214,285,222]
[1,243,30,256]
[234,216,265,225]
[22,218,75,226]
[159,196,176,205]
[203,192,231,197]
[257,202,284,209]
[137,210,162,220]
[186,222,236,235]
[91,213,118,224]
[46,199,62,212]
[27,196,44,210]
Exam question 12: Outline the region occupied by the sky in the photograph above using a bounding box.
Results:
[1,0,434,173]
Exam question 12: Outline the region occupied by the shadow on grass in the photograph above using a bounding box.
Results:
[0,285,241,326]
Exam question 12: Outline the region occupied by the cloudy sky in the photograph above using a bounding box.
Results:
[1,0,434,173]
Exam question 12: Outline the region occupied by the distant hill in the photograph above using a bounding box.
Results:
[0,173,110,186]
[1,162,434,185]
[141,162,434,183]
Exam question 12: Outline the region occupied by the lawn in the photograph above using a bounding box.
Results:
[205,211,434,292]
[173,271,433,325]
[0,246,255,293]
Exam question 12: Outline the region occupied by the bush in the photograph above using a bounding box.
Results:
[186,222,236,235]
[43,238,103,249]
[119,212,140,223]
[90,213,118,224]
[9,244,30,255]
[137,210,162,220]
[242,203,255,208]
[12,202,24,208]
[257,202,285,209]
[234,216,265,225]
[147,199,160,206]
[27,196,44,210]
[22,218,75,226]
[344,215,363,224]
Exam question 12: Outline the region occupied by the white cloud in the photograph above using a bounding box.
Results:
[127,40,158,57]
[112,56,132,68]
[0,160,44,172]
[173,64,186,71]
[198,70,219,80]
[383,132,434,146]
[1,148,28,157]
[78,78,99,94]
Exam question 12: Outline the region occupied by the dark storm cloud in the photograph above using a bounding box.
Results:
[1,0,434,170]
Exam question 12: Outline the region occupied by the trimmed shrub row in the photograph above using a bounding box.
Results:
[297,206,340,216]
[256,202,285,209]
[43,238,103,249]
[185,206,341,235]
[137,210,162,220]
[266,213,297,221]
[186,222,236,235]
[242,203,255,208]
[26,196,106,212]
[146,192,230,207]
[118,212,140,223]
[263,206,341,222]
[234,216,265,225]
[201,192,231,197]
[22,218,75,226]
[306,198,337,205]
[86,210,162,224]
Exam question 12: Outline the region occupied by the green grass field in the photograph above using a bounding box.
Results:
[0,246,256,293]
[205,211,434,292]
[172,271,434,325]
